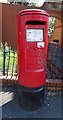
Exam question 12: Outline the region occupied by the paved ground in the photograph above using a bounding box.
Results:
[1,86,63,119]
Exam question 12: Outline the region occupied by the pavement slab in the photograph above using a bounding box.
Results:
[1,86,63,119]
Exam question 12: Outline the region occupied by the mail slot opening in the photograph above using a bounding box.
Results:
[26,21,46,25]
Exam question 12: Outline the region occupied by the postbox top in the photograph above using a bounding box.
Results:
[19,9,49,16]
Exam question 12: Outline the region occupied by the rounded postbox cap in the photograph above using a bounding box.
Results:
[19,9,49,16]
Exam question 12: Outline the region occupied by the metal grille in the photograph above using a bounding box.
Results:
[0,43,17,79]
[47,43,63,79]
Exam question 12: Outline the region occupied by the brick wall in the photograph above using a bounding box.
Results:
[0,3,63,48]
[49,18,62,47]
[1,3,33,48]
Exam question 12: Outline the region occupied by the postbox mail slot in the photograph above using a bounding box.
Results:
[26,21,45,25]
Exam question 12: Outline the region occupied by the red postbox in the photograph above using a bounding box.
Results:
[17,9,49,94]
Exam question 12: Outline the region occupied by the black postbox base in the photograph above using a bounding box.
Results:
[18,84,45,111]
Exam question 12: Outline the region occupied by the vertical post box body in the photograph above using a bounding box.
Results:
[17,9,49,92]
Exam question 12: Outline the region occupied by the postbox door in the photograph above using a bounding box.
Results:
[26,24,46,71]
